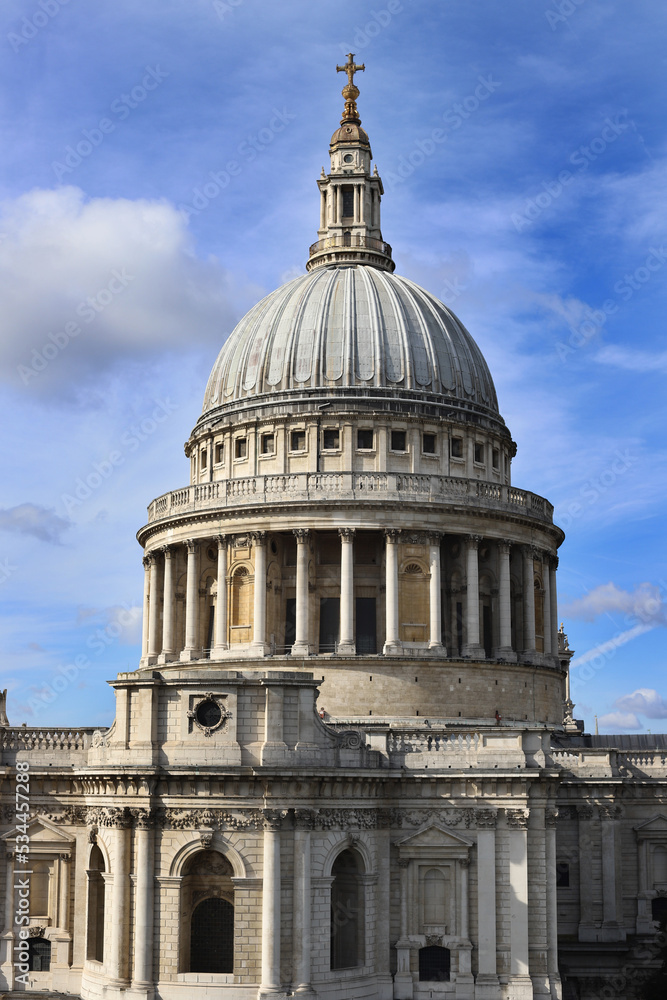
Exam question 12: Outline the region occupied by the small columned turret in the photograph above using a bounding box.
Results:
[306,55,394,273]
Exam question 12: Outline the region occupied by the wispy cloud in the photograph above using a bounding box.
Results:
[0,503,70,544]
[598,710,641,732]
[562,582,667,625]
[615,688,667,719]
[596,345,667,374]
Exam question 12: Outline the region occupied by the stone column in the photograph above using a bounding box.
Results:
[260,811,283,996]
[542,552,552,659]
[146,552,160,660]
[507,810,531,987]
[428,533,445,651]
[252,532,269,654]
[141,555,150,660]
[545,808,561,995]
[292,529,311,656]
[463,535,484,657]
[577,805,595,941]
[476,811,499,994]
[108,820,130,983]
[320,190,326,230]
[293,811,314,995]
[132,814,154,986]
[214,534,228,653]
[457,857,473,983]
[159,545,174,661]
[338,528,355,655]
[521,545,537,659]
[496,540,516,660]
[58,854,71,931]
[549,557,559,658]
[383,529,402,654]
[394,859,413,999]
[181,539,200,660]
[600,805,625,941]
[375,816,392,993]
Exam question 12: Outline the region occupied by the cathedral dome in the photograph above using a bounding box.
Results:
[202,264,500,420]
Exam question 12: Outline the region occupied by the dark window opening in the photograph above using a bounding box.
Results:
[323,428,340,450]
[291,430,306,451]
[342,186,354,218]
[235,438,247,459]
[391,430,406,451]
[331,850,363,970]
[492,448,500,469]
[474,442,484,464]
[483,605,492,658]
[419,945,450,982]
[86,844,105,963]
[356,597,377,653]
[261,433,274,455]
[190,897,234,973]
[215,443,224,463]
[556,862,570,888]
[357,428,374,450]
[423,433,436,454]
[319,597,340,653]
[456,601,463,656]
[28,938,51,972]
[451,437,463,458]
[285,597,297,648]
[201,449,208,469]
[652,896,667,924]
[204,605,215,657]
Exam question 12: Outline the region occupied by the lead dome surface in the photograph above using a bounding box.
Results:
[202,264,500,418]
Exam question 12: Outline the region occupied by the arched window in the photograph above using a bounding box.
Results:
[330,848,364,970]
[419,945,450,982]
[86,845,105,963]
[400,562,429,643]
[181,850,234,974]
[28,937,51,972]
[190,898,234,973]
[423,868,447,926]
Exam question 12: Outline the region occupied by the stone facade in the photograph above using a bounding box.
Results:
[0,61,665,1000]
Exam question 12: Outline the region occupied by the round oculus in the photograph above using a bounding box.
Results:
[343,153,354,163]
[195,698,222,728]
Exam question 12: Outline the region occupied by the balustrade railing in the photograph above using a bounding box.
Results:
[0,727,99,751]
[146,474,554,524]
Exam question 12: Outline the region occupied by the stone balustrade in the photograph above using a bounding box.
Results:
[146,473,554,525]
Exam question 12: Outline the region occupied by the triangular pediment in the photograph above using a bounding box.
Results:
[396,823,473,851]
[635,814,667,835]
[1,815,75,844]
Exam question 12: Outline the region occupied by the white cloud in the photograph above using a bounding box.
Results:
[598,711,641,732]
[0,503,71,543]
[0,187,255,398]
[562,582,666,625]
[595,345,667,375]
[615,688,667,719]
[569,622,655,669]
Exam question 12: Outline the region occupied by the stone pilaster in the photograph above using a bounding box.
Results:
[338,527,356,655]
[383,528,402,654]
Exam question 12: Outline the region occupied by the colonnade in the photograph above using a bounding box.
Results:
[141,530,559,664]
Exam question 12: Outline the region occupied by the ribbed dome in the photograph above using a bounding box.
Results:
[202,265,499,416]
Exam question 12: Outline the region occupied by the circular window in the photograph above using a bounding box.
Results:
[207,546,216,561]
[343,153,354,163]
[195,699,222,729]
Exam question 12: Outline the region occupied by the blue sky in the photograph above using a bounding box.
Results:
[0,0,666,733]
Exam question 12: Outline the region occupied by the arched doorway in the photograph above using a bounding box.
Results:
[27,937,51,971]
[330,848,364,970]
[86,844,105,963]
[180,850,235,974]
[419,945,450,981]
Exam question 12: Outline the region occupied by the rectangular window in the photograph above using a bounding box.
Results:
[200,449,208,469]
[357,428,374,450]
[451,437,463,458]
[342,185,354,218]
[474,442,484,464]
[492,448,500,469]
[391,430,406,452]
[215,443,224,464]
[556,862,570,888]
[235,438,247,459]
[323,428,340,450]
[261,433,274,455]
[290,430,306,452]
[423,433,436,454]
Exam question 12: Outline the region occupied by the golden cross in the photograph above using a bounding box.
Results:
[336,53,365,88]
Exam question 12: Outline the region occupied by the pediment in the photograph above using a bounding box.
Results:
[396,823,473,853]
[635,814,667,838]
[1,815,75,845]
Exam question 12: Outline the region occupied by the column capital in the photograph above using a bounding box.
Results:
[250,530,268,545]
[466,533,482,548]
[293,808,316,830]
[216,533,229,548]
[498,538,513,553]
[338,526,356,540]
[550,554,559,571]
[523,543,539,559]
[142,553,154,569]
[577,803,595,821]
[476,808,497,829]
[293,528,310,543]
[132,809,154,830]
[384,528,401,542]
[397,858,410,869]
[185,538,198,554]
[159,543,173,559]
[506,808,529,829]
[262,808,286,831]
[427,531,443,545]
[545,807,559,828]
